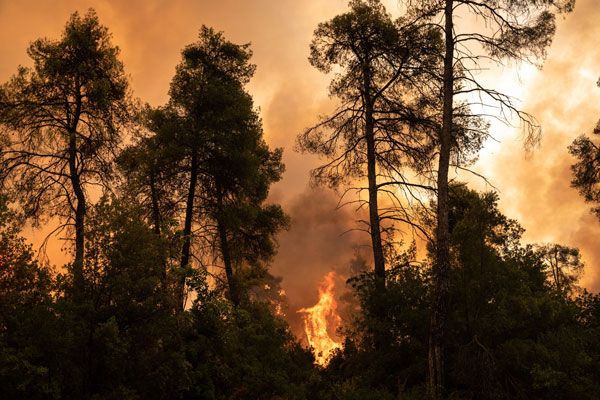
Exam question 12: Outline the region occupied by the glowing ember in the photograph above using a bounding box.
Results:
[298,271,342,366]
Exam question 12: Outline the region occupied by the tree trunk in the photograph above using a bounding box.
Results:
[179,152,198,309]
[216,184,238,306]
[68,127,86,295]
[149,168,169,282]
[363,67,386,292]
[552,251,561,291]
[428,1,454,399]
[149,170,161,236]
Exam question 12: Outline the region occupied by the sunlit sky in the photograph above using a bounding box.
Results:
[2,0,600,314]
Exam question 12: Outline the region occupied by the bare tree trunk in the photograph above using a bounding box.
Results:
[149,170,161,236]
[179,152,198,309]
[553,251,561,292]
[67,90,86,295]
[363,66,386,292]
[366,109,385,291]
[68,127,86,295]
[149,169,169,282]
[216,185,238,306]
[428,1,454,398]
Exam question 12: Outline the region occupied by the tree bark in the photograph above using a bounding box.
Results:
[149,170,161,236]
[179,151,198,309]
[216,184,238,306]
[428,1,454,398]
[68,92,86,295]
[363,65,386,292]
[149,168,169,282]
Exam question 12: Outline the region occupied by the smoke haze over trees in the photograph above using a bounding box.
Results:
[2,1,600,399]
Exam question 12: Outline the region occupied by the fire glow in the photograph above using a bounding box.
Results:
[298,271,342,366]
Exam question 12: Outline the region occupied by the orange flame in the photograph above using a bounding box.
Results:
[298,271,342,366]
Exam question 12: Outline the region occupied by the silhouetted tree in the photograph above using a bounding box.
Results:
[536,243,583,294]
[569,121,600,219]
[185,277,316,399]
[116,106,185,289]
[0,194,56,399]
[299,0,440,291]
[402,1,575,396]
[117,106,182,238]
[168,26,255,308]
[198,81,288,306]
[0,9,130,294]
[72,197,188,398]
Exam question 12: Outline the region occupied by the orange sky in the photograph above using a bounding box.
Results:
[1,0,600,312]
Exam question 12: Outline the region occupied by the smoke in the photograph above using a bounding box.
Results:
[481,0,600,291]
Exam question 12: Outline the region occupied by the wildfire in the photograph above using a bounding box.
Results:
[298,271,342,366]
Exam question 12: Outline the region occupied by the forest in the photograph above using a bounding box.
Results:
[1,0,600,399]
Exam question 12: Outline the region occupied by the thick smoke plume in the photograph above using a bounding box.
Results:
[481,0,600,291]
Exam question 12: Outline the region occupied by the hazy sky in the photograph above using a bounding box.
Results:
[2,0,600,314]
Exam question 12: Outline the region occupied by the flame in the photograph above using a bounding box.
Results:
[298,271,342,366]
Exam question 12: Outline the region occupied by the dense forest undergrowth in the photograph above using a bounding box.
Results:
[2,1,600,399]
[3,185,600,399]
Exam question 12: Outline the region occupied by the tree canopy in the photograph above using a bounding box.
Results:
[0,9,131,292]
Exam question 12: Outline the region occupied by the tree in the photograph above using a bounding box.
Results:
[167,26,256,308]
[24,196,191,399]
[444,185,593,399]
[0,9,130,293]
[536,243,583,294]
[166,26,287,308]
[117,106,182,238]
[198,81,288,306]
[116,106,186,291]
[401,1,575,396]
[569,123,600,219]
[299,0,441,292]
[185,277,316,400]
[70,197,189,399]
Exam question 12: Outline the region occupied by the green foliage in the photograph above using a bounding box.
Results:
[536,243,584,294]
[323,185,600,399]
[0,195,57,399]
[0,8,130,223]
[184,292,316,400]
[51,198,190,399]
[117,106,184,236]
[570,131,600,219]
[0,194,316,399]
[165,26,288,305]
